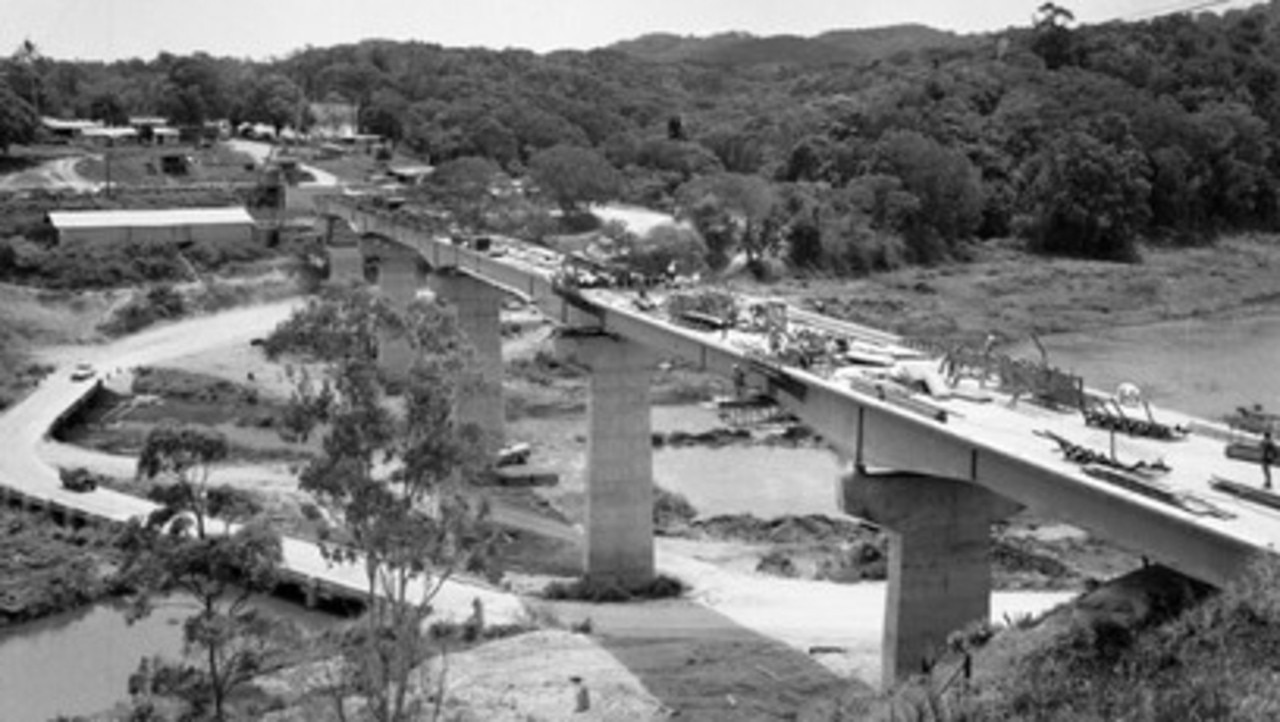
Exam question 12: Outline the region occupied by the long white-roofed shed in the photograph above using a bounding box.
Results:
[47,207,257,246]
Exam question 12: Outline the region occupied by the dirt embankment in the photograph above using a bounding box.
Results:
[655,510,1134,591]
[56,366,306,461]
[0,283,127,408]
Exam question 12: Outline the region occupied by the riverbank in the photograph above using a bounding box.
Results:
[774,234,1280,344]
[0,504,121,629]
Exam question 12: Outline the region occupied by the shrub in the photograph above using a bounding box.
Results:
[542,574,685,603]
[98,284,190,336]
[653,486,697,533]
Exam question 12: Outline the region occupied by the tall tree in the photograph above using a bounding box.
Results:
[873,129,985,262]
[677,172,780,269]
[238,73,305,136]
[1031,2,1079,70]
[159,54,229,126]
[420,155,506,231]
[0,78,38,154]
[268,286,493,722]
[87,91,128,126]
[360,88,408,145]
[1026,123,1152,262]
[117,424,285,722]
[528,144,623,217]
[9,38,46,114]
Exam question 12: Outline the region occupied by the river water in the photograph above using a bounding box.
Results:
[1010,311,1280,420]
[652,406,844,517]
[0,595,338,722]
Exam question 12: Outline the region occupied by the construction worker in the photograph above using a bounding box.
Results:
[1262,430,1277,491]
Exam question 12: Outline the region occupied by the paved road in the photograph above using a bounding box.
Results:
[0,300,524,622]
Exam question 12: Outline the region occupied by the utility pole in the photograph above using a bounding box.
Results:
[104,139,113,197]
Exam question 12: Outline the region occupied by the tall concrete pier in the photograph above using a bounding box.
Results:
[843,468,1020,688]
[556,332,655,586]
[374,247,422,379]
[429,270,506,450]
[324,218,364,283]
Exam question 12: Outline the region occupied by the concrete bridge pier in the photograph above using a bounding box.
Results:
[555,332,655,586]
[374,248,423,380]
[428,270,506,450]
[842,468,1021,689]
[322,216,364,283]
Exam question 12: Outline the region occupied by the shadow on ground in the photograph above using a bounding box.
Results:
[543,592,873,720]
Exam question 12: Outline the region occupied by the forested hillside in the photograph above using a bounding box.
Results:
[4,2,1280,275]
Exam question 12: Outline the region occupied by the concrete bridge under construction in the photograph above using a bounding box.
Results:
[321,197,1280,688]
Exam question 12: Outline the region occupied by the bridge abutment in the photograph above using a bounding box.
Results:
[556,332,655,586]
[842,468,1020,689]
[429,271,506,451]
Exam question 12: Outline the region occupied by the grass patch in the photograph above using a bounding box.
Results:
[75,144,260,186]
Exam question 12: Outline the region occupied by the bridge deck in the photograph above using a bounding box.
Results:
[329,199,1278,586]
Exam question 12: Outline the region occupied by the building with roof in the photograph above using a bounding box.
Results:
[388,165,434,186]
[41,117,102,141]
[81,126,139,145]
[47,207,256,246]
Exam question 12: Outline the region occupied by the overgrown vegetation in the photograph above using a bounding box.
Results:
[943,562,1280,721]
[542,573,686,603]
[0,504,120,627]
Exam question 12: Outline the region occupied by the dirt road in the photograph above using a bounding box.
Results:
[227,139,339,187]
[0,155,100,192]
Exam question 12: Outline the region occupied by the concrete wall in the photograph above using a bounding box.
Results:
[60,223,254,246]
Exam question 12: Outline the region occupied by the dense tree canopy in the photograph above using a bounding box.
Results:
[0,76,38,154]
[528,144,624,214]
[9,3,1280,264]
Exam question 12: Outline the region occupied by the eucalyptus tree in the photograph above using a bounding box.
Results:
[118,424,284,722]
[269,285,494,721]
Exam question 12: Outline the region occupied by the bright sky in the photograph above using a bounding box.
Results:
[1,0,1263,62]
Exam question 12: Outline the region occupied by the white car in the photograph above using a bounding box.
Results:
[69,363,95,382]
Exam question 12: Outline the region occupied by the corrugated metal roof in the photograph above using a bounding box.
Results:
[48,207,255,229]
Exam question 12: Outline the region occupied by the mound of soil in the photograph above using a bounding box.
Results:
[695,513,877,545]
